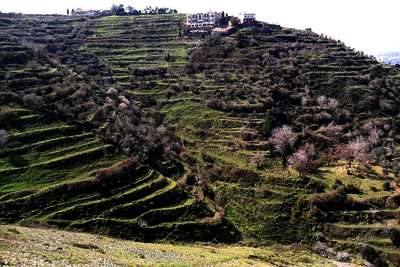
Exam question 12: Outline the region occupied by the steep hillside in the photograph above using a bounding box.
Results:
[0,103,237,242]
[1,12,400,265]
[181,25,400,264]
[0,14,238,243]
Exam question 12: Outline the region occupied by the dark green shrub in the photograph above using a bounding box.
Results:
[389,228,400,248]
[310,187,367,212]
[343,184,362,194]
[331,179,343,190]
[262,114,273,136]
[361,245,379,264]
[90,157,138,183]
[200,149,215,163]
[310,190,348,211]
[373,258,389,267]
[225,167,259,185]
[382,181,392,191]
[22,93,44,109]
[0,109,18,124]
[306,179,325,193]
[386,193,400,208]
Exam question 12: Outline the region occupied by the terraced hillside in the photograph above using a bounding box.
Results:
[82,19,292,242]
[0,13,238,243]
[178,26,400,264]
[308,165,400,265]
[83,14,195,100]
[1,12,400,265]
[0,105,117,193]
[0,105,238,242]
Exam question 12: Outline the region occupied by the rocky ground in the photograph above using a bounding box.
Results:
[0,225,362,266]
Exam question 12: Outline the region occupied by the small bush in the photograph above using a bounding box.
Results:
[385,193,400,208]
[90,157,138,183]
[200,149,214,163]
[310,188,366,211]
[202,165,223,182]
[195,129,210,138]
[343,184,362,194]
[22,93,44,108]
[373,258,389,267]
[225,167,259,185]
[311,190,348,211]
[382,181,392,191]
[0,109,18,124]
[306,179,325,193]
[360,245,379,264]
[331,179,343,190]
[179,151,195,165]
[389,228,400,248]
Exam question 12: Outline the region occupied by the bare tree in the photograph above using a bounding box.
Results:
[317,95,338,110]
[338,137,370,171]
[250,151,265,168]
[119,102,128,111]
[288,143,315,176]
[362,123,382,146]
[288,149,308,176]
[107,87,119,96]
[23,93,44,108]
[270,125,297,166]
[105,96,115,106]
[318,122,343,138]
[0,129,8,148]
[118,95,130,105]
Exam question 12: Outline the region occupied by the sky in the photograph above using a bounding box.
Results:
[1,0,399,55]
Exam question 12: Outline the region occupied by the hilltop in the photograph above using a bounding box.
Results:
[0,12,400,266]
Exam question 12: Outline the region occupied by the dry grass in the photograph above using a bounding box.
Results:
[0,225,358,266]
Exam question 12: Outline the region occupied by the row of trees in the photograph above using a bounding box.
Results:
[110,4,178,16]
[268,124,382,176]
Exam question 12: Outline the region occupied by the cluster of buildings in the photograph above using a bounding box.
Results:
[186,11,256,31]
[68,8,257,32]
[186,12,223,29]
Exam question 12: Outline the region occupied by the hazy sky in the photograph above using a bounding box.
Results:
[1,0,399,55]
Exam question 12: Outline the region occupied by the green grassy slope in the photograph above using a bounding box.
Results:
[84,14,192,98]
[0,105,118,194]
[0,104,238,242]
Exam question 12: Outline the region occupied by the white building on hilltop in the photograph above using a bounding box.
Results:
[186,12,223,30]
[72,8,100,17]
[239,13,256,25]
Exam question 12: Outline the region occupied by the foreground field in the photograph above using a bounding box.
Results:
[0,225,358,266]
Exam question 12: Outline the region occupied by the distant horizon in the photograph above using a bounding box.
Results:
[1,0,400,55]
